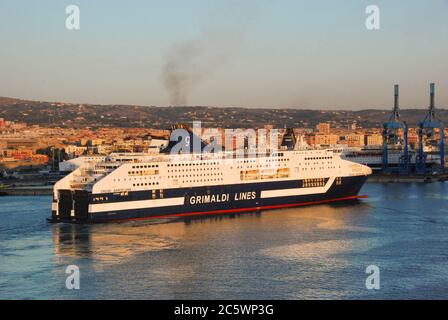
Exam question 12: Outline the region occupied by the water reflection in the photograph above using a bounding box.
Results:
[51,201,372,266]
[52,224,90,256]
[51,221,182,269]
[4,183,448,299]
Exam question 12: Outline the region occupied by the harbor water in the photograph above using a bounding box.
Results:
[0,182,447,299]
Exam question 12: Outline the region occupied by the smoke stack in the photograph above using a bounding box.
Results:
[391,84,400,121]
[394,84,399,110]
[430,83,435,109]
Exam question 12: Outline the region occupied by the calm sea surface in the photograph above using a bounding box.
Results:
[1,182,448,300]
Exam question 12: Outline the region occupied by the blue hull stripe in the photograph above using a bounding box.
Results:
[53,176,367,223]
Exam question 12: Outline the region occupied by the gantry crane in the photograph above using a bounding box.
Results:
[416,83,445,174]
[382,84,409,173]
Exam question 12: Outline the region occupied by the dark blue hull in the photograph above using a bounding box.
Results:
[51,175,368,223]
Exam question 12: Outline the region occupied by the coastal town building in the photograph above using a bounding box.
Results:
[365,134,383,146]
[315,134,339,146]
[316,122,331,134]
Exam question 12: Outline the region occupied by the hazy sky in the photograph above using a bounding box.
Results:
[0,0,447,109]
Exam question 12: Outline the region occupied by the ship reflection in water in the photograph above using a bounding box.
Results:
[49,200,379,298]
[52,220,182,269]
[51,200,368,270]
[2,182,448,299]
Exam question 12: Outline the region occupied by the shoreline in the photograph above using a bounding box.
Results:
[367,173,448,183]
[0,186,53,196]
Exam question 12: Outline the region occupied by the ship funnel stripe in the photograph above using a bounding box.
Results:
[89,197,184,213]
[260,177,335,199]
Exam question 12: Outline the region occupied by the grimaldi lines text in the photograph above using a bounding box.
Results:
[50,149,372,223]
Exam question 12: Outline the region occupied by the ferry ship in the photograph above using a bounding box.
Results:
[50,141,372,223]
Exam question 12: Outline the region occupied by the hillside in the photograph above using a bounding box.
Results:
[0,97,447,129]
[0,97,31,105]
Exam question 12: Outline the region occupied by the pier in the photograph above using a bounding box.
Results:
[368,173,448,183]
[0,184,53,196]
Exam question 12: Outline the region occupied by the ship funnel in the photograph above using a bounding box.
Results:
[281,128,297,150]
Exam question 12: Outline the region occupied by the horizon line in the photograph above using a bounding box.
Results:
[0,95,446,112]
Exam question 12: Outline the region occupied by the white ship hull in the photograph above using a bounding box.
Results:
[51,149,372,223]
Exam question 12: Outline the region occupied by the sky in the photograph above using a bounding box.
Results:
[0,0,447,109]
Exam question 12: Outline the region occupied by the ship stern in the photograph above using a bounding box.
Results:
[50,189,91,223]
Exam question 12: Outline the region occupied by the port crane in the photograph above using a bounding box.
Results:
[382,84,409,173]
[416,83,445,174]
